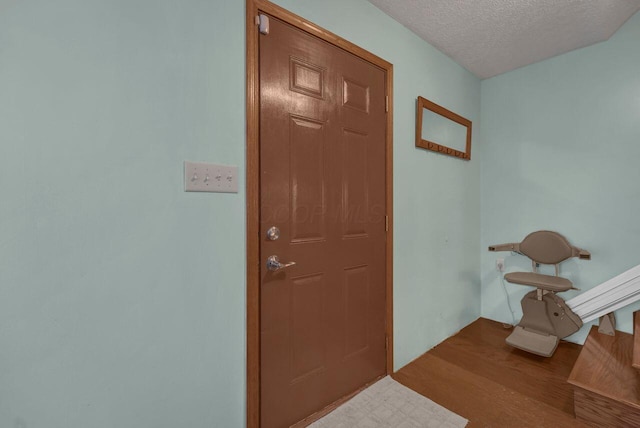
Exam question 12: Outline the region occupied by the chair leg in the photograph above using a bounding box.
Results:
[598,312,616,336]
[520,292,555,335]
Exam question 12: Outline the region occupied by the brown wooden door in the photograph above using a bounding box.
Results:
[259,15,387,428]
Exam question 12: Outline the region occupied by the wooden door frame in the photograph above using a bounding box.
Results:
[246,1,394,425]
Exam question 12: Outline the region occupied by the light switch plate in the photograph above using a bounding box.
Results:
[184,161,238,193]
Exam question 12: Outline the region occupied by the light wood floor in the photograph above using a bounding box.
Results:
[393,318,588,427]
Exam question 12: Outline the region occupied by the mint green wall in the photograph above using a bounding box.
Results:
[1,0,480,426]
[1,1,245,427]
[480,12,640,342]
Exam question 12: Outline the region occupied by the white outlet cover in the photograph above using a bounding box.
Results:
[184,161,238,193]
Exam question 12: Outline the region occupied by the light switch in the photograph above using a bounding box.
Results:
[184,161,238,193]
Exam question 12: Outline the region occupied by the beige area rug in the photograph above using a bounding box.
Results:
[309,376,468,428]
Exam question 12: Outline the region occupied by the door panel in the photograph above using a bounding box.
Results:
[344,265,370,356]
[290,273,325,381]
[259,15,387,428]
[342,129,370,238]
[289,116,326,243]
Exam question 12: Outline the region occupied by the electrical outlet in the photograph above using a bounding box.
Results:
[496,258,505,272]
[184,161,238,193]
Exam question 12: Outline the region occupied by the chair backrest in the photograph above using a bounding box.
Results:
[519,230,575,265]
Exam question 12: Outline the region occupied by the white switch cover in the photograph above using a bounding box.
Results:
[184,161,238,193]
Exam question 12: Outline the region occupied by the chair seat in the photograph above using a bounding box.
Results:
[504,272,573,292]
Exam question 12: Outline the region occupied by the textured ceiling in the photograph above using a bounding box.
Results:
[367,0,640,79]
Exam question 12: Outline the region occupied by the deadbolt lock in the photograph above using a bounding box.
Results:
[266,226,280,241]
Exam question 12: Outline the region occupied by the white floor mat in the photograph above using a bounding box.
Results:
[309,376,468,428]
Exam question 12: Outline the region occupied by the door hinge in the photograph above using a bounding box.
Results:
[256,14,270,35]
[385,215,389,232]
[385,96,389,112]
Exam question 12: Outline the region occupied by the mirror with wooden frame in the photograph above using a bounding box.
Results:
[416,96,472,160]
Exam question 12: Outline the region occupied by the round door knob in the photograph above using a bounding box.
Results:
[266,226,280,241]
